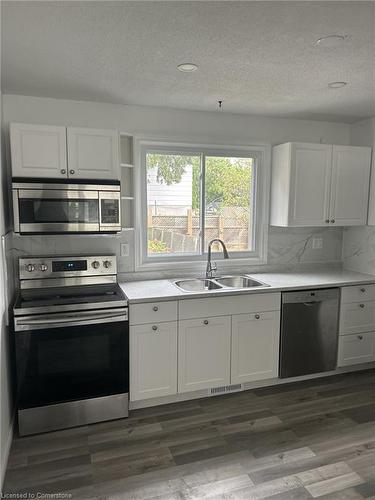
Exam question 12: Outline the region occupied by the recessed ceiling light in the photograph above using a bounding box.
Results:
[316,34,348,47]
[328,81,348,89]
[177,63,198,72]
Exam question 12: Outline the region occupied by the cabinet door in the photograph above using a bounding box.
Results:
[337,332,375,367]
[231,311,280,384]
[178,316,231,393]
[67,127,120,180]
[130,322,177,401]
[289,143,332,226]
[10,123,67,178]
[330,146,371,226]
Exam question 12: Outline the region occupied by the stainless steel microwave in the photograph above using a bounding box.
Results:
[12,179,121,234]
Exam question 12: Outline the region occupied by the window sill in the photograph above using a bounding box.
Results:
[135,255,268,273]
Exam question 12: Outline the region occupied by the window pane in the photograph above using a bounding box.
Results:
[204,156,254,252]
[146,152,201,256]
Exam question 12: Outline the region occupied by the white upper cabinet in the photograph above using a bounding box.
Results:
[10,123,67,178]
[67,127,120,180]
[270,142,371,227]
[10,123,120,180]
[330,146,372,226]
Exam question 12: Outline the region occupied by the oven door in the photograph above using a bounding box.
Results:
[15,189,100,233]
[14,310,129,411]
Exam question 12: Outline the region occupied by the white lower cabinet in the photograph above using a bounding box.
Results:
[339,301,375,335]
[130,321,177,401]
[231,311,280,384]
[337,332,375,367]
[178,316,231,393]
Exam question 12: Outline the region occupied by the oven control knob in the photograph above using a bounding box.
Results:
[92,261,100,269]
[103,260,112,269]
[39,264,48,272]
[26,264,35,272]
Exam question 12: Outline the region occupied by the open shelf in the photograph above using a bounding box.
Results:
[120,133,135,234]
[120,135,133,166]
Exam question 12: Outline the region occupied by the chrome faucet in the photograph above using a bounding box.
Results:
[205,239,229,279]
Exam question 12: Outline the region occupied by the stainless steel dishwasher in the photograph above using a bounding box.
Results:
[280,288,340,378]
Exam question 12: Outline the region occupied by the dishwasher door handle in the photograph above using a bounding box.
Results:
[302,301,320,306]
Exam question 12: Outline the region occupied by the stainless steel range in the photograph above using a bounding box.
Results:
[13,255,129,436]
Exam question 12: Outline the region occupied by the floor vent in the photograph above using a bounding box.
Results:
[210,384,242,396]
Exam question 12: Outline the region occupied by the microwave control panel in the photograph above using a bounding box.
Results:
[101,198,120,224]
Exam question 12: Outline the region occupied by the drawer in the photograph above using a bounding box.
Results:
[337,332,375,367]
[339,301,375,335]
[341,284,375,304]
[129,301,178,325]
[179,293,280,320]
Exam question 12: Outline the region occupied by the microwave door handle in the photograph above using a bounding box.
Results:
[16,311,127,327]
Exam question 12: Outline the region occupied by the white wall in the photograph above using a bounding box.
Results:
[3,94,350,279]
[343,117,375,274]
[0,94,14,489]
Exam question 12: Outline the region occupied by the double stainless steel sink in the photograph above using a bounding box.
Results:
[174,275,269,292]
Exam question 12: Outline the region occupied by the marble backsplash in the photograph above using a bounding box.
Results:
[10,225,343,282]
[343,226,375,275]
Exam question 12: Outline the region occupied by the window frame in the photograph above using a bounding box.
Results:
[134,139,271,272]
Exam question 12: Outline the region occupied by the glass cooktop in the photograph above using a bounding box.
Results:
[14,284,127,311]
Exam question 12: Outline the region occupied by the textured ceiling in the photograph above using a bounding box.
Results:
[2,1,375,123]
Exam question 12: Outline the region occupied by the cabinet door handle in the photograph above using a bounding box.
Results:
[325,219,330,224]
[360,288,366,293]
[358,335,363,340]
[60,169,66,174]
[152,306,159,312]
[330,219,335,223]
[360,303,365,308]
[69,169,75,175]
[203,319,209,325]
[152,325,158,331]
[255,314,260,320]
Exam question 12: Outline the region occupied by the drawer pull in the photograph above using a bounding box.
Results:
[360,303,365,308]
[152,325,158,331]
[358,335,364,340]
[255,314,260,320]
[360,288,366,293]
[152,306,159,312]
[203,319,209,325]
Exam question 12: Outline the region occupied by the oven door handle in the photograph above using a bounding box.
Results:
[15,310,128,330]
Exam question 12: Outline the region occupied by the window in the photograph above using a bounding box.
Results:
[138,142,270,269]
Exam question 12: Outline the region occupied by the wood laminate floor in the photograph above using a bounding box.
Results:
[4,370,375,499]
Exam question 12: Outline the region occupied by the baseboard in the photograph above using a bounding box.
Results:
[0,412,14,493]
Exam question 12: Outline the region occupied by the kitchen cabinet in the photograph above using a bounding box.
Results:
[130,321,177,401]
[337,332,375,367]
[10,123,67,178]
[67,127,119,180]
[330,146,372,225]
[178,316,231,393]
[339,301,375,335]
[338,284,375,367]
[10,123,120,180]
[270,142,371,227]
[129,300,178,326]
[231,311,280,384]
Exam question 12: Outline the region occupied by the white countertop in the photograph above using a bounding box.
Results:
[119,269,375,304]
